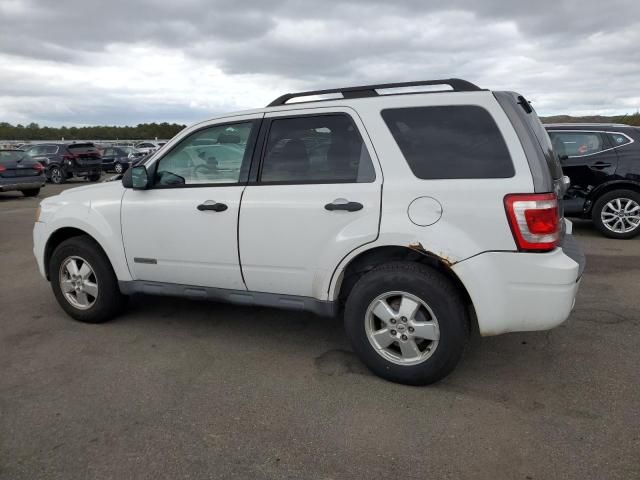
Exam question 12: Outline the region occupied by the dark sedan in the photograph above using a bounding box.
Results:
[100,146,144,173]
[0,149,46,196]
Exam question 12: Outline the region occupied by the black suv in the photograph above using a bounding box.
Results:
[545,124,640,239]
[24,143,102,184]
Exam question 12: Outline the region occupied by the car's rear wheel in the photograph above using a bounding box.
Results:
[592,189,640,239]
[87,173,101,182]
[344,261,468,385]
[114,162,124,174]
[21,188,40,197]
[49,166,65,184]
[50,235,127,323]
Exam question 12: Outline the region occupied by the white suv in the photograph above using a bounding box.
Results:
[33,79,585,385]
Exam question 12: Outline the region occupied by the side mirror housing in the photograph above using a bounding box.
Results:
[122,165,150,189]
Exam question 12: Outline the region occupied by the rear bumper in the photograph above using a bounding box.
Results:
[0,177,46,192]
[452,231,584,336]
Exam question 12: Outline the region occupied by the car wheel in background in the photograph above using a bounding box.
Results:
[21,188,40,197]
[49,235,127,323]
[114,162,124,174]
[592,189,640,239]
[49,166,65,184]
[87,173,101,182]
[344,261,468,386]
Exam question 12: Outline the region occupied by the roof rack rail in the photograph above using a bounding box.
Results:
[267,78,482,107]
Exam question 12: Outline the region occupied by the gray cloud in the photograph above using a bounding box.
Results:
[0,0,639,125]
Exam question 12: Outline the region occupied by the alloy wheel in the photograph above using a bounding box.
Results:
[365,291,440,366]
[51,167,62,184]
[59,256,99,310]
[601,198,640,234]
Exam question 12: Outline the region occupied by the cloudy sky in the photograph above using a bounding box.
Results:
[1,0,639,126]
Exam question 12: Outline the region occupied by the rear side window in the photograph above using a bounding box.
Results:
[260,114,375,184]
[381,106,514,179]
[608,133,632,147]
[547,131,610,157]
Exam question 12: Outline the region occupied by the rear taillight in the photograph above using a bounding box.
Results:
[33,162,44,172]
[504,193,560,252]
[0,165,6,173]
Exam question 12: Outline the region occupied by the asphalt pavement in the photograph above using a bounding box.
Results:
[1,178,639,479]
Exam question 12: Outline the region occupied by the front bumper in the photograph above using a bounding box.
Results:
[0,177,46,192]
[452,231,584,336]
[33,221,47,279]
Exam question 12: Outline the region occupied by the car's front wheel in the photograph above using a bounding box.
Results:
[114,162,124,174]
[87,173,101,182]
[50,235,127,323]
[344,262,468,386]
[49,166,65,184]
[592,189,640,239]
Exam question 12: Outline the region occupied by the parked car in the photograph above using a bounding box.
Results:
[34,79,584,385]
[99,146,144,173]
[134,141,165,155]
[545,124,640,239]
[23,143,102,184]
[0,149,45,196]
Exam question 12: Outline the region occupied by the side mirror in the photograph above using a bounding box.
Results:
[558,154,569,162]
[122,165,150,189]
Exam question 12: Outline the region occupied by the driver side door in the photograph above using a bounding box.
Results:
[121,115,262,289]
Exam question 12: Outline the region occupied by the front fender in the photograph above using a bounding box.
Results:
[39,186,131,281]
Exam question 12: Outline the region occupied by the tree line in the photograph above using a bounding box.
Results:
[0,122,186,141]
[1,112,638,141]
[541,112,640,126]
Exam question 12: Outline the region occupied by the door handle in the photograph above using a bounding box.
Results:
[197,201,228,212]
[590,162,612,169]
[324,200,363,212]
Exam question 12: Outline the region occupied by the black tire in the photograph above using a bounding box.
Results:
[49,235,127,323]
[49,166,65,184]
[87,173,101,182]
[344,262,468,386]
[21,188,40,197]
[592,189,640,239]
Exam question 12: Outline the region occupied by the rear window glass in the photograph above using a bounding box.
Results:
[67,144,97,154]
[0,150,26,163]
[381,105,514,179]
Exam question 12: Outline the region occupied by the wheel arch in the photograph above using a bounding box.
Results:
[586,180,640,213]
[44,227,108,280]
[332,244,477,332]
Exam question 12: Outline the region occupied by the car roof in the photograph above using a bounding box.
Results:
[184,78,493,127]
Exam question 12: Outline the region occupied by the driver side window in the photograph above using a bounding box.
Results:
[155,122,254,186]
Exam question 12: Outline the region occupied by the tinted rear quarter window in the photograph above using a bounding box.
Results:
[381,105,514,179]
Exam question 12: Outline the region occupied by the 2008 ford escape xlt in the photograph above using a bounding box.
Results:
[33,79,585,385]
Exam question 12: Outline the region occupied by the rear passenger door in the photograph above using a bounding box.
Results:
[547,130,618,194]
[239,108,382,299]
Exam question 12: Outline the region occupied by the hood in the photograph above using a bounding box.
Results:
[41,180,125,209]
